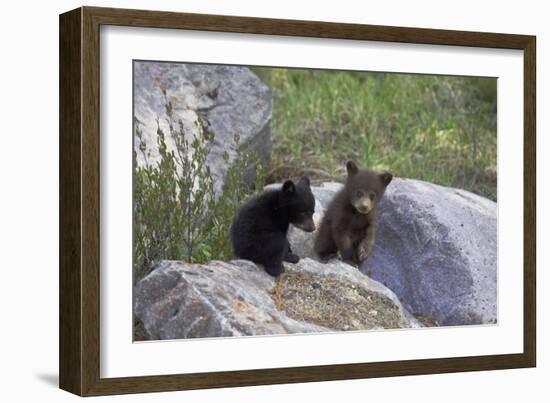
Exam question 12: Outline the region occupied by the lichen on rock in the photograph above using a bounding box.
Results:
[271,271,404,331]
[134,257,419,341]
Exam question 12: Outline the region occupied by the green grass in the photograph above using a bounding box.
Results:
[253,68,497,200]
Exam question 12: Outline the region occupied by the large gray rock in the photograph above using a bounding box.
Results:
[133,61,272,195]
[288,180,497,326]
[134,258,420,340]
[362,179,497,326]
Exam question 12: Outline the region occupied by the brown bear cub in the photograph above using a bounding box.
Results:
[314,161,392,266]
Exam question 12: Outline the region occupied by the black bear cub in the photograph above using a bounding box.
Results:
[230,177,316,277]
[314,161,392,266]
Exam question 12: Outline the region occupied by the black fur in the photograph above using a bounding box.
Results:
[230,177,316,277]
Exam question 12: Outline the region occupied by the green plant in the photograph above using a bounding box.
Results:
[253,68,497,200]
[206,133,266,263]
[133,93,264,283]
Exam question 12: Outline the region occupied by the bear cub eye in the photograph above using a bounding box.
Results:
[369,192,376,200]
[356,191,364,198]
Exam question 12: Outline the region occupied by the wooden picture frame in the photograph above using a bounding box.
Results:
[59,6,536,396]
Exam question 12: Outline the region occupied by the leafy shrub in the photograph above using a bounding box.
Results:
[133,95,265,283]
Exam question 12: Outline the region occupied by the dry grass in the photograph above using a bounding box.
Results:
[271,271,404,331]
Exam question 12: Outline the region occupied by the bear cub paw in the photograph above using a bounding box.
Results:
[284,253,300,264]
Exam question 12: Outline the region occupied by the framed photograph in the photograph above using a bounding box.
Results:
[59,6,536,396]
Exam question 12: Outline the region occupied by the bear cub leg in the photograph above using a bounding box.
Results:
[314,220,338,261]
[356,226,375,262]
[261,236,288,276]
[265,261,285,277]
[336,234,358,266]
[283,240,300,264]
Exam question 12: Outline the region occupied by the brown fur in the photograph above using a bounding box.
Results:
[314,161,392,266]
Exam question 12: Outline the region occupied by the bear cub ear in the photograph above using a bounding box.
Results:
[346,160,359,176]
[380,172,393,187]
[282,180,296,194]
[298,176,310,187]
